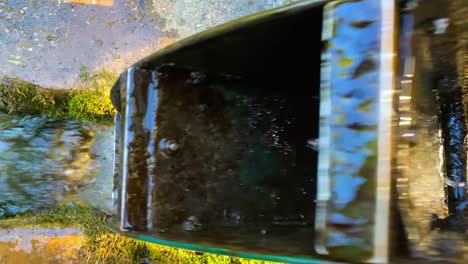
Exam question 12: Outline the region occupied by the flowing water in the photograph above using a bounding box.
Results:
[0,113,114,217]
[0,0,168,218]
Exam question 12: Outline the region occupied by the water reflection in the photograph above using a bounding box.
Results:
[0,227,84,263]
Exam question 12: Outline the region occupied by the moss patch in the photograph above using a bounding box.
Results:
[0,203,272,264]
[68,69,117,122]
[0,69,117,123]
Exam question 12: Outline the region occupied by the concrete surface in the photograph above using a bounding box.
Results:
[148,0,297,38]
[0,0,297,89]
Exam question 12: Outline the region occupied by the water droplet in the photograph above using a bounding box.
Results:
[433,18,449,35]
[307,138,319,151]
[156,71,168,79]
[182,216,202,231]
[168,142,178,151]
[223,209,241,225]
[189,72,206,84]
[158,138,179,152]
[198,104,207,111]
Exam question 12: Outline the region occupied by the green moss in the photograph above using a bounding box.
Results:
[79,64,91,81]
[0,203,272,264]
[0,203,107,236]
[68,69,117,123]
[0,69,117,123]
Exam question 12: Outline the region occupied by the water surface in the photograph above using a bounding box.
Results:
[0,113,113,217]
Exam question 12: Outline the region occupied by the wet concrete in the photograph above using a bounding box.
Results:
[0,0,296,89]
[0,0,166,88]
[146,0,297,38]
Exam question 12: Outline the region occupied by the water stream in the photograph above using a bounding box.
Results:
[0,113,114,217]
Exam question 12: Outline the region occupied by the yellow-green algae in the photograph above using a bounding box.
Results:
[0,203,272,264]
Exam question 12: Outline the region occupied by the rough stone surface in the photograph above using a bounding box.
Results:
[148,0,297,38]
